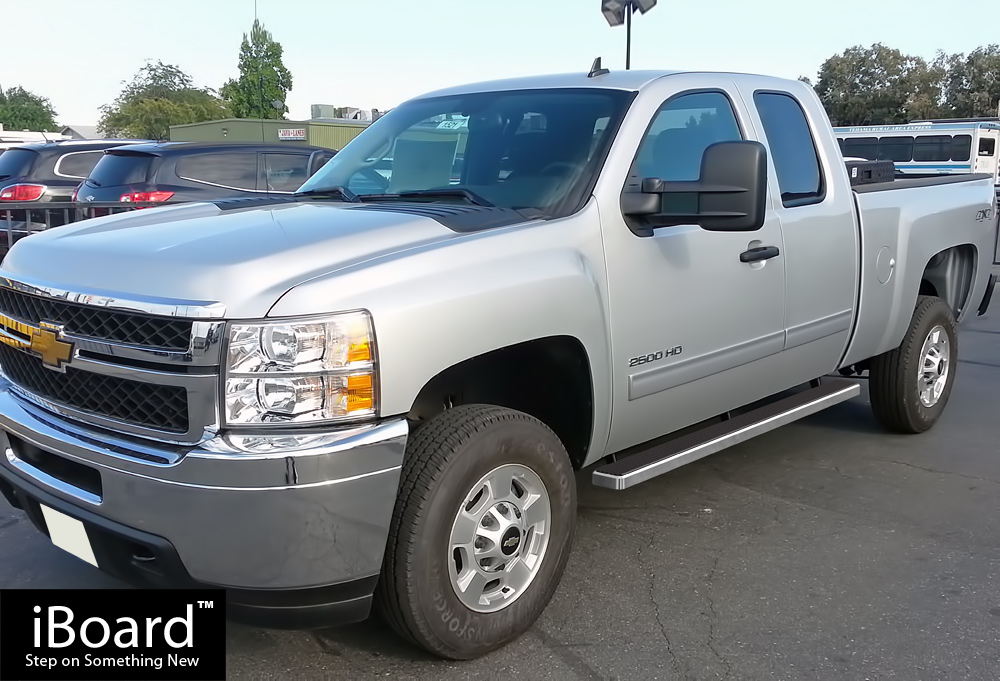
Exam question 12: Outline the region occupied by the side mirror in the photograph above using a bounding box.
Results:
[621,140,768,234]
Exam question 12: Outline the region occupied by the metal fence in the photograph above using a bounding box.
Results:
[0,201,164,258]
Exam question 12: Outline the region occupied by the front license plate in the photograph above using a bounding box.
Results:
[39,504,98,567]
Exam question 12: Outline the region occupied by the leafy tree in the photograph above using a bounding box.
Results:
[98,61,230,140]
[220,19,293,119]
[0,86,58,131]
[940,45,1000,117]
[813,43,947,125]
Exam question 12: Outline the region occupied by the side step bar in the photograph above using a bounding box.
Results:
[593,379,860,491]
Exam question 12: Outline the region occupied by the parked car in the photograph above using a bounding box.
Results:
[0,139,150,204]
[0,68,997,661]
[75,142,337,205]
[0,139,150,258]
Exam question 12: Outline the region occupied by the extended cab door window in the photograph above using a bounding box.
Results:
[634,91,743,182]
[753,92,824,207]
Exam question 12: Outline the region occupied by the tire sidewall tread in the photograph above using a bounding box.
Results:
[375,404,577,660]
[870,295,958,434]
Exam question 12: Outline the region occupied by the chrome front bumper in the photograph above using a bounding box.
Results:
[0,380,406,591]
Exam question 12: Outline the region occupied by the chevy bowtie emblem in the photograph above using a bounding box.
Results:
[0,314,75,370]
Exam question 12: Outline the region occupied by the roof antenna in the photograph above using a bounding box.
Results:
[588,57,610,78]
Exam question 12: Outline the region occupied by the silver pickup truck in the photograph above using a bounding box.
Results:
[0,67,997,659]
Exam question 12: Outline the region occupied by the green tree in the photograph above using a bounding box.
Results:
[940,44,1000,117]
[98,61,230,140]
[813,43,947,125]
[0,86,58,131]
[220,19,293,119]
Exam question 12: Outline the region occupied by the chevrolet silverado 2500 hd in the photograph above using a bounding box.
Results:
[0,67,997,660]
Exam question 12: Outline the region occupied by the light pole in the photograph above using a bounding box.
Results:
[601,0,658,70]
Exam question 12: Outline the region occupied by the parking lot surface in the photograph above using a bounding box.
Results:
[1,301,998,681]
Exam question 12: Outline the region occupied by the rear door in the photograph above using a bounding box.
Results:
[736,80,859,376]
[174,151,258,199]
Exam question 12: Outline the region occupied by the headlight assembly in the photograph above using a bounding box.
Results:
[223,311,376,426]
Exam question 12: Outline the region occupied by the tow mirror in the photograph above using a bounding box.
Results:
[621,140,768,234]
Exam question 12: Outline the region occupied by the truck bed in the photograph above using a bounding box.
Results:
[852,173,995,194]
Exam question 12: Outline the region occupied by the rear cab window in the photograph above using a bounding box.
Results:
[89,153,153,187]
[753,91,825,207]
[0,149,38,179]
[176,152,257,191]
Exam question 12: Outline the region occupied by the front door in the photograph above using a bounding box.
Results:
[599,77,788,453]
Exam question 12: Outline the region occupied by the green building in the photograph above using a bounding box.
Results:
[169,118,370,151]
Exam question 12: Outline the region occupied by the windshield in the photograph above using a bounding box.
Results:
[298,88,632,216]
[0,149,38,179]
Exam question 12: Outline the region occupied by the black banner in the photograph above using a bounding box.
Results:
[0,589,226,681]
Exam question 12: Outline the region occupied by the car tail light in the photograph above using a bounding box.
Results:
[71,184,81,202]
[0,184,46,201]
[120,191,174,207]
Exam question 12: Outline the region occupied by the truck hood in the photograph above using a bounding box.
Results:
[0,201,458,318]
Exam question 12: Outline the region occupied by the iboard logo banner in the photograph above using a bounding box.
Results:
[0,588,226,681]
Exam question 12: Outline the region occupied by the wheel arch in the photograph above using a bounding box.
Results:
[407,336,596,469]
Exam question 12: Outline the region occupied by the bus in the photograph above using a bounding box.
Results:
[833,121,1000,190]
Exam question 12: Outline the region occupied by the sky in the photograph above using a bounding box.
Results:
[2,0,998,127]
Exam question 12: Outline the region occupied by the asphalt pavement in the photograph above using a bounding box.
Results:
[1,295,998,681]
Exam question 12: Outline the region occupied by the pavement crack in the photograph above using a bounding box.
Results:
[703,554,734,681]
[869,458,1000,486]
[637,535,686,680]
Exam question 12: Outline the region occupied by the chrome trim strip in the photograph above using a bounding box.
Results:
[5,446,102,505]
[593,383,860,490]
[0,306,223,364]
[0,273,227,319]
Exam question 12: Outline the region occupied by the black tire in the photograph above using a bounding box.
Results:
[869,295,958,434]
[374,404,577,660]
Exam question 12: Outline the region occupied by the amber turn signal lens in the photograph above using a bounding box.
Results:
[347,342,371,363]
[346,374,373,411]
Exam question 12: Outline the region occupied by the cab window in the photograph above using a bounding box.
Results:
[632,91,743,182]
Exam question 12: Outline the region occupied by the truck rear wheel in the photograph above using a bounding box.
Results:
[869,295,958,434]
[375,404,577,659]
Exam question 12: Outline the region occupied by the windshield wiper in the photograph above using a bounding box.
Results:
[294,186,361,203]
[360,188,495,207]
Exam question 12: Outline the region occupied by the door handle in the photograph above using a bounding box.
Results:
[739,245,780,263]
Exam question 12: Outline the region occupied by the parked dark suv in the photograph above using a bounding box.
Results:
[76,142,336,205]
[0,139,150,257]
[0,139,149,203]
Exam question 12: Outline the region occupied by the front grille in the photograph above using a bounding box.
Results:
[0,287,191,350]
[0,344,189,433]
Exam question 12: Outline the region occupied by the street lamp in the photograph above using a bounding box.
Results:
[601,0,657,70]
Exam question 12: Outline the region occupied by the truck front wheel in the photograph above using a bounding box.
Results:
[869,295,958,433]
[375,404,577,659]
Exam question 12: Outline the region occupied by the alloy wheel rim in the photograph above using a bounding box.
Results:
[918,325,950,408]
[447,463,551,613]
